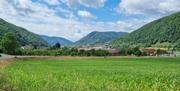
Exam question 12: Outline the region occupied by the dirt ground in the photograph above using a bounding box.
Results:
[0,56,102,68]
[0,59,13,69]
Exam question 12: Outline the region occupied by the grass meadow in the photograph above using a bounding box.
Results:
[0,57,180,91]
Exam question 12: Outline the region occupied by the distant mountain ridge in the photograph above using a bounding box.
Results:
[110,12,180,48]
[41,35,73,46]
[74,31,128,46]
[0,18,48,46]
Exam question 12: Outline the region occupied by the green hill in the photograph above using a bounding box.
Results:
[110,12,180,48]
[74,31,127,46]
[0,18,48,47]
[41,35,73,46]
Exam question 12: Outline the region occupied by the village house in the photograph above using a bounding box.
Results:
[78,46,106,51]
[158,50,176,57]
[21,45,34,49]
[142,48,156,56]
[174,51,180,56]
[78,47,94,51]
[78,46,120,56]
[142,48,177,57]
[106,48,120,56]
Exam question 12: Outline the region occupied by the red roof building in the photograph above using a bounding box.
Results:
[142,48,156,56]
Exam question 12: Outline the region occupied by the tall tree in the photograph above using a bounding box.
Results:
[1,32,20,54]
[55,43,61,48]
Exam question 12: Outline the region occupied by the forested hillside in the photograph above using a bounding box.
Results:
[0,19,48,47]
[74,31,127,46]
[111,12,180,48]
[41,35,73,46]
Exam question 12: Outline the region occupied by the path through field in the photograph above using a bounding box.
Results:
[0,54,14,60]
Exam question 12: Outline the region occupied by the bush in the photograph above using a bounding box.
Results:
[1,32,20,55]
[19,47,110,57]
[132,47,142,56]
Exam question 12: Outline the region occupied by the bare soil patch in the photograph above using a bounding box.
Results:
[14,56,105,61]
[0,59,13,69]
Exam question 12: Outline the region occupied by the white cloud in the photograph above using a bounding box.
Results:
[0,0,157,41]
[158,0,180,13]
[79,0,106,8]
[78,10,96,19]
[118,0,180,16]
[64,0,106,8]
[43,0,60,5]
[1,0,178,42]
[0,0,111,41]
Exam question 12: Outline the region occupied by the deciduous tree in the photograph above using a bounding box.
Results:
[1,32,20,54]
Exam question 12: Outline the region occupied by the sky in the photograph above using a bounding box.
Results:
[0,0,180,42]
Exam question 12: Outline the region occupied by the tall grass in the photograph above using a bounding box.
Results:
[1,57,180,91]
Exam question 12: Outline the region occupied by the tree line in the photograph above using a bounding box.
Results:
[0,32,110,56]
[1,32,175,57]
[19,48,110,56]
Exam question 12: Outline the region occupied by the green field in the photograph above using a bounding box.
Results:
[0,57,180,91]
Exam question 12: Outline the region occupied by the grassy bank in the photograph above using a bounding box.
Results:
[0,57,180,91]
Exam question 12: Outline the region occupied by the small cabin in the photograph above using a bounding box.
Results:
[142,48,156,56]
[107,48,120,56]
[78,47,94,51]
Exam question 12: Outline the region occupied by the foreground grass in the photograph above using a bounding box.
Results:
[0,57,180,91]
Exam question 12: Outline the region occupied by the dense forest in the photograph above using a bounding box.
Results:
[110,12,180,48]
[0,18,48,47]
